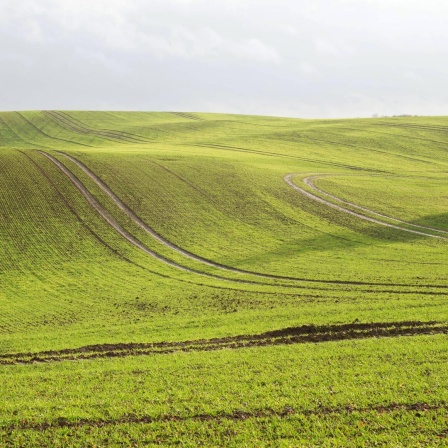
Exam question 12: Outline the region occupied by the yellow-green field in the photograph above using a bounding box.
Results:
[0,111,447,446]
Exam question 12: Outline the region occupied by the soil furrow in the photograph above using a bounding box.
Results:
[1,321,445,365]
[4,402,447,431]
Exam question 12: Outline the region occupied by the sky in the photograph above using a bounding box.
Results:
[1,0,448,118]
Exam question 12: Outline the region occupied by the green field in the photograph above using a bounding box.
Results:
[0,111,447,446]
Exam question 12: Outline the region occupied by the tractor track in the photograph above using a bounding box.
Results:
[43,111,149,144]
[374,122,448,134]
[16,149,305,296]
[38,151,279,288]
[170,111,204,121]
[54,111,151,143]
[285,174,448,240]
[15,150,235,291]
[194,142,383,172]
[4,402,447,432]
[1,321,445,365]
[48,110,150,143]
[15,112,94,148]
[303,174,448,235]
[19,152,354,297]
[42,150,359,292]
[54,151,448,291]
[44,111,130,145]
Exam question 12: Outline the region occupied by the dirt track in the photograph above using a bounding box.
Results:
[285,174,447,240]
[304,174,448,235]
[44,111,149,144]
[39,151,208,274]
[60,152,233,270]
[1,321,444,365]
[39,150,318,289]
[7,402,446,431]
[39,151,448,290]
[56,152,379,286]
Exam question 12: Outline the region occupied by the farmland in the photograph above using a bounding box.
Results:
[0,111,447,446]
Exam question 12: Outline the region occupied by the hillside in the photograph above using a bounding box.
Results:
[1,111,447,446]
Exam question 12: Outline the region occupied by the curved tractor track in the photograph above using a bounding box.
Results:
[285,174,448,240]
[41,151,360,291]
[303,174,448,236]
[38,150,356,290]
[37,150,448,292]
[39,151,292,289]
[43,111,150,145]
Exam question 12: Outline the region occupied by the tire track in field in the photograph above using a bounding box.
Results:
[194,143,383,172]
[0,116,64,152]
[331,124,448,146]
[16,149,209,288]
[1,321,445,365]
[285,174,448,240]
[25,148,339,296]
[5,403,447,431]
[296,134,436,165]
[374,122,448,134]
[57,152,448,290]
[38,151,255,282]
[18,150,447,298]
[304,174,448,236]
[15,113,94,148]
[21,151,352,296]
[42,151,346,292]
[44,111,128,145]
[55,111,152,143]
[170,111,204,121]
[49,111,150,143]
[43,111,150,144]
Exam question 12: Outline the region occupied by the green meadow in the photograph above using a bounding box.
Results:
[0,111,447,446]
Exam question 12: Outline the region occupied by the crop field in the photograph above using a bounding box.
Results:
[0,111,447,446]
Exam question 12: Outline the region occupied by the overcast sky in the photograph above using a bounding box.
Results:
[1,0,448,118]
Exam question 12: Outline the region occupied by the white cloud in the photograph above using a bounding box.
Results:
[1,0,448,116]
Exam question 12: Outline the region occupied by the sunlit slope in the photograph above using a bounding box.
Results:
[0,111,447,352]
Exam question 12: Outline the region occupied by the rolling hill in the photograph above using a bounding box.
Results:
[1,111,447,446]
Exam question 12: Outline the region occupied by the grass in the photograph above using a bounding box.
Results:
[0,111,447,446]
